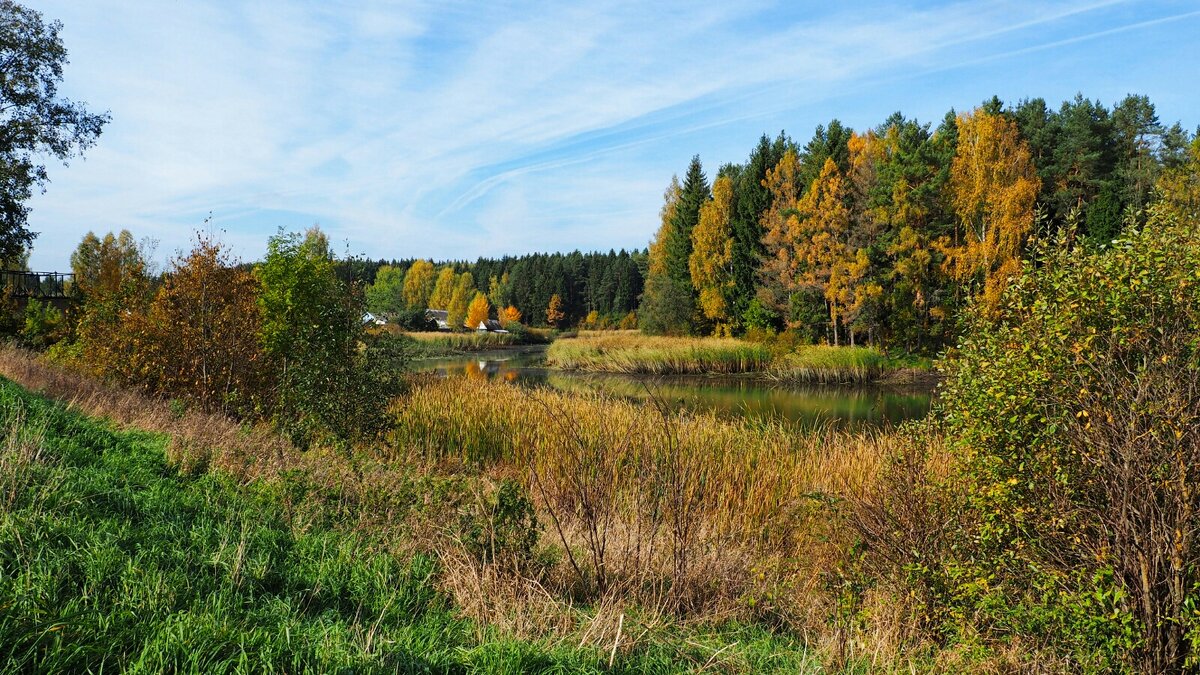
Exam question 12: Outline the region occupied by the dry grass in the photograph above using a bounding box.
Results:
[0,344,294,481]
[390,374,902,626]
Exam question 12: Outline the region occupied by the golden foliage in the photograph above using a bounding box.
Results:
[466,291,490,329]
[1158,136,1200,219]
[689,175,735,323]
[646,176,682,278]
[942,108,1040,312]
[428,266,456,310]
[447,272,474,329]
[402,259,436,310]
[545,293,565,328]
[138,234,270,416]
[500,304,522,324]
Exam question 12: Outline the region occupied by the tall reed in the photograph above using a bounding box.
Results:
[547,333,772,375]
[390,375,899,615]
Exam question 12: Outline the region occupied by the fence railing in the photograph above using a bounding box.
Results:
[0,271,76,299]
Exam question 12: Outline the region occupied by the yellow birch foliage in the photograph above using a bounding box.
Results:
[689,175,735,323]
[447,272,474,328]
[942,108,1040,312]
[402,259,436,310]
[466,292,490,329]
[1158,136,1200,218]
[428,266,456,310]
[647,176,682,278]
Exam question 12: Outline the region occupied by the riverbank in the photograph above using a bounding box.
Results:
[0,350,829,672]
[546,331,933,384]
[377,326,551,358]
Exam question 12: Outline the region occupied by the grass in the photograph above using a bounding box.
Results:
[390,374,909,627]
[394,328,550,358]
[0,348,844,672]
[547,331,932,384]
[547,332,773,375]
[766,345,888,384]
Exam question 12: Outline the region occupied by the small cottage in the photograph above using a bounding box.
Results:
[425,309,451,331]
[472,319,508,333]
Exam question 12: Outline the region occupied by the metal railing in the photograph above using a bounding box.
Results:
[0,271,76,299]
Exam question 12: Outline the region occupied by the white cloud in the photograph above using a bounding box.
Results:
[22,0,1196,270]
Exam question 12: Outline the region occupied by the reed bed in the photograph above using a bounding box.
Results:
[765,345,888,384]
[0,345,943,670]
[546,333,772,375]
[391,375,900,617]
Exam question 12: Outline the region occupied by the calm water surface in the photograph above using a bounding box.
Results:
[414,346,933,429]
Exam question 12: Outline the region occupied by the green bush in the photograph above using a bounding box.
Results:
[932,204,1200,669]
[19,298,64,349]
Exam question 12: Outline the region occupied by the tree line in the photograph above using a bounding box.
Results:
[47,227,407,448]
[640,93,1197,353]
[354,249,645,330]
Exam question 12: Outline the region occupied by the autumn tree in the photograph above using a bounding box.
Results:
[762,151,857,343]
[545,293,565,328]
[758,148,803,321]
[942,108,1040,312]
[70,230,148,300]
[1158,134,1200,218]
[500,304,522,324]
[466,291,490,329]
[428,265,456,310]
[447,272,474,329]
[139,233,269,417]
[689,174,735,330]
[646,176,681,278]
[729,133,790,329]
[70,230,152,380]
[402,259,436,309]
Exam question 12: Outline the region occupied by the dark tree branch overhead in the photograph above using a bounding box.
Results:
[0,1,109,263]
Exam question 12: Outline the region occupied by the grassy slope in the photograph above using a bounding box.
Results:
[0,377,816,673]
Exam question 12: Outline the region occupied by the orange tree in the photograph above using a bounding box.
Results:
[137,234,270,417]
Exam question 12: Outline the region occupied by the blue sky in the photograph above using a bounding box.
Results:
[23,0,1200,271]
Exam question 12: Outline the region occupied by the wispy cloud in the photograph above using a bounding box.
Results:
[23,0,1200,270]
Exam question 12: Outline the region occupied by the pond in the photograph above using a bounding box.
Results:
[413,346,934,429]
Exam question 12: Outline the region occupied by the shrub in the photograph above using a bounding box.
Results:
[932,205,1200,669]
[19,299,64,350]
[256,227,393,445]
[135,233,270,418]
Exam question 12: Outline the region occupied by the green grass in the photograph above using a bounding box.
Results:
[546,333,772,375]
[0,376,819,673]
[766,345,889,384]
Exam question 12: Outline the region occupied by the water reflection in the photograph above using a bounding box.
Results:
[414,346,933,429]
